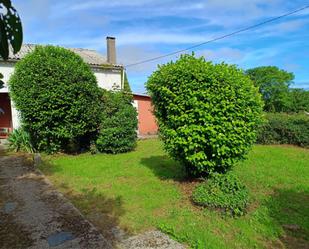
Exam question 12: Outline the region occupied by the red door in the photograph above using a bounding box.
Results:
[0,93,13,138]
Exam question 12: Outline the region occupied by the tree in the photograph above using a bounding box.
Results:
[246,66,294,112]
[0,0,23,88]
[9,46,102,153]
[123,72,132,93]
[147,54,263,176]
[287,88,309,113]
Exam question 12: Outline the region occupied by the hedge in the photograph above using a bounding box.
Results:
[257,113,309,148]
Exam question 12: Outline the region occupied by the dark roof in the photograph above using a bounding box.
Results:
[4,44,122,68]
[133,93,151,98]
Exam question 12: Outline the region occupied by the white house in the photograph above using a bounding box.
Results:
[0,37,124,139]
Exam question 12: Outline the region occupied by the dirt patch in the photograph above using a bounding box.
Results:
[177,180,199,197]
[279,234,309,249]
[174,178,204,211]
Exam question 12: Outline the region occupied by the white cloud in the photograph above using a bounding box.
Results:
[116,32,214,46]
[283,63,301,72]
[70,0,156,10]
[199,47,245,62]
[253,19,309,37]
[68,0,286,28]
[290,81,309,89]
[118,45,163,72]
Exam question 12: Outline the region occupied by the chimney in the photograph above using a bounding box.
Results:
[106,36,116,64]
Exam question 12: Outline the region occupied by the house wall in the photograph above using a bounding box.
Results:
[133,95,158,136]
[0,63,14,94]
[0,62,123,130]
[94,68,122,90]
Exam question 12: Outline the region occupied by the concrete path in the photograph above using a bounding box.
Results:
[0,154,112,249]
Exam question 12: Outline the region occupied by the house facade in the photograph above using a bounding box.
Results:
[0,37,123,138]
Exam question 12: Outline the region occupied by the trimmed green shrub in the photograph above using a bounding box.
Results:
[95,90,138,154]
[257,113,309,148]
[8,128,35,153]
[9,46,102,153]
[146,54,263,176]
[192,173,249,216]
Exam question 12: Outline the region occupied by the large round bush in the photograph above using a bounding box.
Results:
[9,45,102,153]
[146,54,263,176]
[95,90,138,154]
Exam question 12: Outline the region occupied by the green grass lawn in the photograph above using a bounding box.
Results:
[40,139,309,249]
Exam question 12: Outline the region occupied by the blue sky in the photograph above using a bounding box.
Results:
[14,0,309,93]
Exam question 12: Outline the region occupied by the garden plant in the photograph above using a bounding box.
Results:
[147,54,263,176]
[94,89,138,154]
[9,45,102,153]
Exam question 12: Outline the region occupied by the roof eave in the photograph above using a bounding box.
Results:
[0,59,124,70]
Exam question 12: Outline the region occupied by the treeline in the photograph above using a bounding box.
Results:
[246,66,309,113]
[246,66,309,148]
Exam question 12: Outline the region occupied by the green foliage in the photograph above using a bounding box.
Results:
[0,73,4,88]
[0,0,23,59]
[8,128,35,153]
[287,88,309,113]
[147,54,263,176]
[123,72,132,93]
[257,113,309,148]
[192,173,249,216]
[9,45,102,153]
[95,90,138,154]
[246,66,294,112]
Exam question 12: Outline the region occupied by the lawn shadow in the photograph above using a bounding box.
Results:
[263,188,309,249]
[140,155,188,182]
[59,185,127,246]
[39,159,64,175]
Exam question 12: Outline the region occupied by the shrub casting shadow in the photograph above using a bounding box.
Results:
[61,186,126,245]
[263,188,309,249]
[140,155,187,181]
